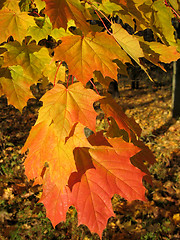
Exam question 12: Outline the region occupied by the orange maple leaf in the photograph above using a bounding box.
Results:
[100,97,142,138]
[36,82,102,140]
[22,122,76,191]
[69,137,146,235]
[53,32,130,84]
[39,170,73,227]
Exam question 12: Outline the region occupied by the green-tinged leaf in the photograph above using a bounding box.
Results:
[0,0,20,11]
[34,0,46,11]
[28,17,52,42]
[100,0,122,15]
[43,61,66,84]
[28,16,72,42]
[151,1,176,45]
[1,41,51,81]
[168,0,179,11]
[0,65,34,111]
[51,27,72,40]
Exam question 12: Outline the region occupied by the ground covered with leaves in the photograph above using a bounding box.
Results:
[0,80,180,239]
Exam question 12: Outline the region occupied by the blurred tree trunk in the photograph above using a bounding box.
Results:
[172,60,180,118]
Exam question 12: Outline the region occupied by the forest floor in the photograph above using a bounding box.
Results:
[0,81,180,240]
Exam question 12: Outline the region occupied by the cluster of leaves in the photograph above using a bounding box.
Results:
[0,0,180,237]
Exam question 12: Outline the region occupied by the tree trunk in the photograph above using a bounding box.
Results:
[172,60,180,118]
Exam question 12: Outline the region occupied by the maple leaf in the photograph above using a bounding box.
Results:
[69,137,146,235]
[0,0,20,11]
[1,41,51,81]
[0,66,34,111]
[100,97,142,138]
[69,147,115,236]
[111,23,154,80]
[54,32,130,84]
[138,37,180,68]
[90,137,146,201]
[0,8,35,43]
[27,17,52,42]
[36,82,101,141]
[149,42,180,64]
[151,0,176,45]
[112,23,144,62]
[39,170,73,227]
[28,16,72,42]
[22,118,93,227]
[43,0,91,33]
[22,121,76,191]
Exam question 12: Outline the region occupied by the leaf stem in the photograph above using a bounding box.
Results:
[94,9,112,35]
[86,0,111,25]
[89,79,100,95]
[164,0,180,21]
[54,61,62,86]
[85,0,112,35]
[31,11,41,17]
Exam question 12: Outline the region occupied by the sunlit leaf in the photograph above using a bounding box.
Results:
[54,32,130,84]
[36,82,102,140]
[0,8,35,43]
